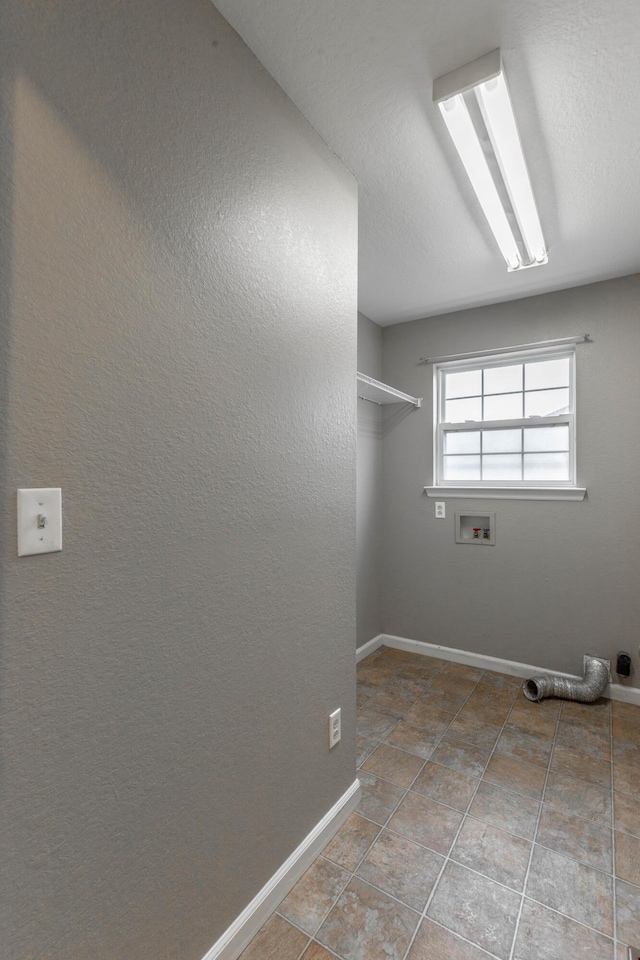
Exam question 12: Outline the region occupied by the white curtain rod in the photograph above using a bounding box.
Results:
[419,334,592,365]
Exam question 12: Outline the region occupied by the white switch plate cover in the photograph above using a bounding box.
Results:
[17,488,62,557]
[435,501,445,519]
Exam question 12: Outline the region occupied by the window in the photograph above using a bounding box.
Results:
[430,345,585,500]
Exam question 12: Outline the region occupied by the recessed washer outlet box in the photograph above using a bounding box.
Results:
[455,512,495,545]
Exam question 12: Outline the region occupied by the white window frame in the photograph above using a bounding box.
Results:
[425,344,586,501]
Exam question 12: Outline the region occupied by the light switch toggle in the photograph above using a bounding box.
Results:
[17,488,62,556]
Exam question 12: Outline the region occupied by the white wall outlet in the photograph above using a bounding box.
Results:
[329,708,341,749]
[435,501,445,519]
[17,488,62,556]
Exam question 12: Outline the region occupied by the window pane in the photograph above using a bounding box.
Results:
[484,364,522,395]
[525,357,570,391]
[445,369,482,399]
[483,454,522,481]
[523,452,570,481]
[445,396,482,422]
[523,425,570,452]
[525,388,570,417]
[484,393,523,421]
[482,429,522,453]
[443,455,481,481]
[445,431,481,454]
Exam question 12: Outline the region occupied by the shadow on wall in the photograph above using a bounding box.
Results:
[381,402,419,437]
[0,4,14,769]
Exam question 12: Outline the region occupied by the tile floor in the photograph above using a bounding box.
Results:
[240,646,640,960]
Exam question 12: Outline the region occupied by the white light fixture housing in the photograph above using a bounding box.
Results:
[433,49,547,271]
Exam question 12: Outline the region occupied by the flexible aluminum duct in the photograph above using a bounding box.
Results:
[523,656,609,703]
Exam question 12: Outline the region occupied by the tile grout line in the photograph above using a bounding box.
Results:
[509,894,616,946]
[357,661,452,750]
[610,701,618,955]
[357,656,626,959]
[367,738,571,807]
[412,915,504,960]
[273,655,439,960]
[399,671,525,960]
[359,757,619,844]
[305,941,344,960]
[275,856,352,941]
[292,935,313,960]
[356,660,493,960]
[445,684,530,954]
[383,642,606,743]
[322,828,621,952]
[551,700,619,955]
[507,698,564,960]
[322,873,423,918]
[532,836,613,877]
[273,652,411,960]
[352,801,622,946]
[357,661,487,833]
[283,909,352,960]
[262,658,631,960]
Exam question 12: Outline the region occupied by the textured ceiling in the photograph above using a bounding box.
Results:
[214,0,640,324]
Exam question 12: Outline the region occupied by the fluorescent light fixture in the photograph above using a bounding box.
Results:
[433,50,547,271]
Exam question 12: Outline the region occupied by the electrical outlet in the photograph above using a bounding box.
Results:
[435,501,445,519]
[329,708,341,749]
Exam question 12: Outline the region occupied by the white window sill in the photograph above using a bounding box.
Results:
[425,486,587,502]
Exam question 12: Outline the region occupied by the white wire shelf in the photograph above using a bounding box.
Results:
[357,372,422,408]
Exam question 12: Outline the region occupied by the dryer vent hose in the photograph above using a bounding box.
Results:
[523,656,609,704]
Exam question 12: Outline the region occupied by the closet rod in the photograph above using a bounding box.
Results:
[419,334,592,365]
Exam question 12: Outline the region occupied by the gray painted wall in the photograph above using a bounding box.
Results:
[382,274,640,687]
[357,314,383,647]
[0,3,357,958]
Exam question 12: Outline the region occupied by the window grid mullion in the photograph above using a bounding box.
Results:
[442,414,571,430]
[446,385,570,403]
[444,448,568,457]
[436,350,576,488]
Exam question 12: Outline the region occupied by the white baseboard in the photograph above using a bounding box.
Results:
[356,634,385,662]
[360,633,640,707]
[604,680,640,705]
[201,778,361,960]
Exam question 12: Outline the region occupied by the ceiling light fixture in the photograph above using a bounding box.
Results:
[433,49,547,271]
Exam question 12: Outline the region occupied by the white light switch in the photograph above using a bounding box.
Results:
[17,488,62,557]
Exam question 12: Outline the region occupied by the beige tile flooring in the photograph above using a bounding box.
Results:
[240,646,640,960]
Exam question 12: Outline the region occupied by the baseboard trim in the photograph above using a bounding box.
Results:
[201,778,361,960]
[366,634,640,706]
[356,634,385,662]
[604,680,640,705]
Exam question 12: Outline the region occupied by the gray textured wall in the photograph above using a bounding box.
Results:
[0,3,357,958]
[381,275,640,687]
[357,314,383,647]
